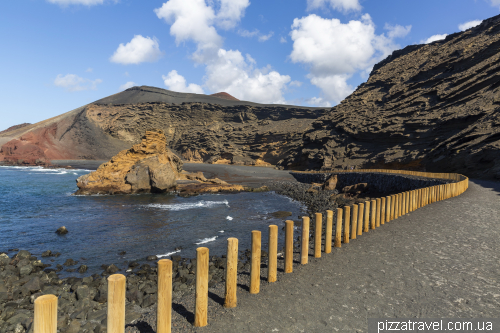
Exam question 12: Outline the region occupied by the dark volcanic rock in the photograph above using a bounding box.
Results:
[281,14,500,180]
[56,226,68,235]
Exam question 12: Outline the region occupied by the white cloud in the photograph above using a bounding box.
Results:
[86,67,93,72]
[458,20,482,31]
[290,14,408,104]
[124,72,129,77]
[154,0,222,54]
[119,81,135,91]
[307,0,361,12]
[290,80,302,87]
[47,0,104,6]
[306,97,332,107]
[155,0,292,104]
[216,0,250,30]
[280,36,287,43]
[420,34,448,44]
[110,35,162,65]
[162,70,204,94]
[238,29,259,37]
[54,74,102,92]
[491,0,500,8]
[384,23,412,39]
[258,31,274,42]
[204,49,291,103]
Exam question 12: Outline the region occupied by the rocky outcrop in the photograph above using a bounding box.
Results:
[281,14,500,180]
[75,130,182,195]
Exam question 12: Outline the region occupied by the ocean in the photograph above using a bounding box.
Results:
[0,165,305,276]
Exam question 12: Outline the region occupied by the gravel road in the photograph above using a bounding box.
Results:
[130,178,500,333]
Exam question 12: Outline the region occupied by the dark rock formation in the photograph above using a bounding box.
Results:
[281,14,500,179]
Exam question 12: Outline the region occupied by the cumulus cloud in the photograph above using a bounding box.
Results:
[119,81,135,91]
[280,36,287,43]
[307,0,361,12]
[54,74,102,92]
[306,97,332,107]
[110,35,162,65]
[162,70,204,94]
[86,67,93,72]
[290,14,408,104]
[47,0,104,6]
[420,34,448,44]
[290,80,302,87]
[216,0,250,30]
[204,49,291,103]
[154,0,292,104]
[384,23,412,39]
[458,20,483,31]
[491,0,500,8]
[258,32,274,42]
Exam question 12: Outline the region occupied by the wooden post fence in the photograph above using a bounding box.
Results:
[268,225,278,282]
[375,198,381,227]
[351,204,358,240]
[380,197,386,225]
[301,217,310,264]
[157,259,172,333]
[335,208,342,248]
[357,203,364,236]
[34,295,57,333]
[344,206,350,243]
[224,239,238,308]
[250,231,261,292]
[325,210,333,254]
[195,247,209,327]
[315,213,322,258]
[285,221,294,272]
[370,199,376,229]
[364,201,370,232]
[385,196,391,222]
[108,274,126,333]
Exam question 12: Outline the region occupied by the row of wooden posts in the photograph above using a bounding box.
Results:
[33,177,468,333]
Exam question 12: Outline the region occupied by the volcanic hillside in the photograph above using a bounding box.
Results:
[0,87,328,166]
[280,14,500,180]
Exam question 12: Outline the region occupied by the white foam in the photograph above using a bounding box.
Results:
[226,216,233,220]
[219,230,224,233]
[146,200,229,211]
[157,250,181,258]
[195,236,217,245]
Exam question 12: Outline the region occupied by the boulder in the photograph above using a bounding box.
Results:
[322,175,338,190]
[75,129,182,195]
[56,226,68,235]
[342,183,368,195]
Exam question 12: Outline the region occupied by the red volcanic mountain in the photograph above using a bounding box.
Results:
[210,92,240,101]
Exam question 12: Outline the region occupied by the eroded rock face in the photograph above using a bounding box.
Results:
[75,130,182,195]
[281,14,500,179]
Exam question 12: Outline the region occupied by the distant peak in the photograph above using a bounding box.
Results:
[210,92,240,101]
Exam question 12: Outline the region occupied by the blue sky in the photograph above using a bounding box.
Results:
[0,0,497,131]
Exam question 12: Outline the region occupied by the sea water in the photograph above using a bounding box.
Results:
[0,165,305,276]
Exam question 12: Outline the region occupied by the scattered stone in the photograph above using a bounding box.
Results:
[56,226,68,235]
[270,211,293,219]
[106,264,119,274]
[146,255,158,261]
[41,250,52,257]
[78,265,88,273]
[322,175,338,190]
[63,259,78,266]
[118,251,126,255]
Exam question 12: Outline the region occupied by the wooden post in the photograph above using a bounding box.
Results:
[402,192,407,215]
[157,260,172,333]
[314,213,322,258]
[391,195,397,220]
[343,206,350,243]
[394,194,399,219]
[380,197,386,225]
[268,225,278,282]
[325,210,333,254]
[108,274,126,333]
[357,203,364,235]
[250,231,261,292]
[398,193,403,217]
[335,208,342,248]
[300,217,309,265]
[370,200,376,229]
[285,221,294,272]
[34,295,57,333]
[195,247,209,327]
[351,204,358,240]
[224,239,238,307]
[385,196,391,222]
[364,201,370,232]
[376,198,381,227]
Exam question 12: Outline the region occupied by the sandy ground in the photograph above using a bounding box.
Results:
[52,160,297,188]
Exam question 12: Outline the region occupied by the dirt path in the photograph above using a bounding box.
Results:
[190,179,500,332]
